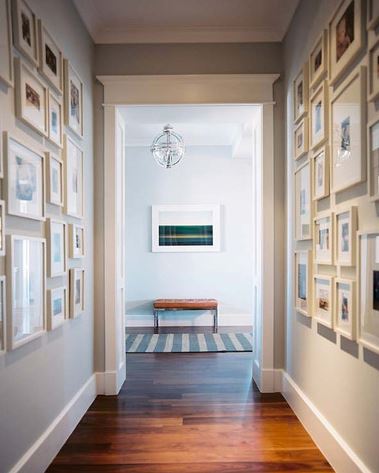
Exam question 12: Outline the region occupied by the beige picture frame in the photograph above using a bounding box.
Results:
[47,152,64,207]
[367,115,379,201]
[313,274,334,328]
[367,0,379,30]
[294,118,308,160]
[368,38,379,102]
[312,145,330,200]
[309,29,328,90]
[310,80,328,150]
[294,249,313,317]
[64,135,84,219]
[69,223,85,259]
[38,20,63,94]
[293,63,309,124]
[334,277,356,340]
[70,268,85,318]
[64,59,84,138]
[0,0,14,87]
[47,286,68,331]
[11,0,38,66]
[334,206,357,266]
[47,218,67,278]
[295,160,312,241]
[314,211,334,265]
[48,91,63,148]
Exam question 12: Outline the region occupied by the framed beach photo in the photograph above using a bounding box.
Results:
[293,64,309,123]
[64,135,83,219]
[294,250,312,317]
[295,161,312,241]
[335,206,357,266]
[294,118,308,160]
[69,223,85,258]
[70,268,84,318]
[310,81,328,150]
[334,278,356,340]
[48,92,63,148]
[367,0,379,29]
[331,66,366,193]
[64,60,83,138]
[309,30,328,90]
[0,276,6,353]
[313,275,334,328]
[47,219,67,277]
[47,152,63,206]
[314,212,333,265]
[47,286,67,330]
[368,39,379,102]
[312,146,329,200]
[368,116,379,201]
[0,0,13,87]
[11,0,38,65]
[38,20,63,93]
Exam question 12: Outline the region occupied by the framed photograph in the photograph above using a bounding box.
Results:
[47,286,67,330]
[69,223,85,258]
[309,30,328,90]
[48,92,63,148]
[0,276,6,353]
[368,39,379,102]
[314,212,333,265]
[334,278,356,340]
[312,145,329,200]
[310,81,328,150]
[15,58,48,136]
[368,117,379,201]
[335,206,357,266]
[358,231,379,354]
[70,268,84,318]
[11,0,38,65]
[331,65,366,193]
[295,161,312,241]
[313,275,334,328]
[0,200,5,256]
[6,235,46,350]
[0,0,13,87]
[294,250,312,317]
[329,0,365,84]
[367,0,379,29]
[64,135,83,219]
[293,64,309,124]
[152,204,220,252]
[64,60,83,138]
[47,218,67,277]
[4,133,45,221]
[38,20,63,93]
[47,152,63,206]
[294,118,308,160]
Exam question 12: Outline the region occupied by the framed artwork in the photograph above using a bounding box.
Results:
[4,133,45,221]
[64,135,83,219]
[48,92,63,148]
[0,0,13,87]
[47,286,67,330]
[313,275,334,328]
[70,268,84,318]
[47,152,63,206]
[367,0,379,29]
[38,20,63,93]
[152,204,221,253]
[294,118,308,160]
[335,206,357,266]
[294,250,312,317]
[331,66,366,193]
[15,58,48,136]
[0,276,6,353]
[310,81,328,150]
[358,231,379,354]
[312,146,329,200]
[6,235,46,350]
[47,219,67,277]
[368,39,379,102]
[295,161,312,241]
[368,116,379,201]
[64,60,83,138]
[329,0,365,84]
[309,30,328,90]
[334,278,356,340]
[69,223,85,258]
[314,212,333,265]
[293,64,308,123]
[11,0,38,65]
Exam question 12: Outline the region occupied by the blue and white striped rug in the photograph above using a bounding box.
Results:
[125,332,252,353]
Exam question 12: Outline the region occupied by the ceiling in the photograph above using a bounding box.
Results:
[73,0,300,44]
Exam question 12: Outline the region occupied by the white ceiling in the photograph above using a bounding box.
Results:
[73,0,299,44]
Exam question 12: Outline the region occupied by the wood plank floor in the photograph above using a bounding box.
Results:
[47,334,333,472]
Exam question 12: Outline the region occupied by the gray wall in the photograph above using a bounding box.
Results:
[0,1,95,471]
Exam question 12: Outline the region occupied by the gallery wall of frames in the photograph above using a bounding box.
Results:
[293,0,379,356]
[0,0,86,353]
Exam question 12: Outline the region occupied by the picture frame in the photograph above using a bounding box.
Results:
[313,274,334,328]
[152,204,221,253]
[312,145,330,200]
[6,235,46,350]
[294,250,312,317]
[334,206,357,266]
[334,278,356,340]
[69,268,84,318]
[294,118,308,160]
[329,0,365,85]
[293,64,309,124]
[368,116,379,201]
[309,30,328,90]
[0,200,5,256]
[367,0,379,30]
[330,65,366,193]
[15,58,48,136]
[11,0,38,66]
[47,286,67,330]
[314,212,333,265]
[47,218,67,277]
[4,133,45,221]
[48,91,63,148]
[0,0,13,87]
[69,223,85,258]
[64,135,83,219]
[47,152,63,207]
[38,20,63,94]
[64,59,83,138]
[310,80,328,150]
[368,38,379,102]
[0,276,6,353]
[294,161,312,241]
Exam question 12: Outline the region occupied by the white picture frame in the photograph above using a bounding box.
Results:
[293,63,309,124]
[64,59,83,138]
[69,268,84,318]
[38,20,63,94]
[334,206,357,266]
[368,116,379,201]
[294,161,312,241]
[0,276,6,353]
[314,212,333,265]
[47,152,63,207]
[294,250,312,317]
[368,38,379,102]
[313,274,334,328]
[64,135,83,219]
[48,91,63,148]
[0,0,13,87]
[0,200,5,256]
[310,80,328,150]
[334,278,356,340]
[294,118,308,160]
[47,286,67,330]
[367,0,379,30]
[312,145,330,200]
[69,223,85,258]
[11,0,38,66]
[309,30,328,90]
[47,218,67,277]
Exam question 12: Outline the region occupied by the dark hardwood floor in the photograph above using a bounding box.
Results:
[47,328,333,473]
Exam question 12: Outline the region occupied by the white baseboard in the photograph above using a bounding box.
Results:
[125,312,252,327]
[96,362,126,395]
[281,371,372,473]
[252,359,282,393]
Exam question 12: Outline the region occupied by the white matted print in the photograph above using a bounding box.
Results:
[70,268,84,318]
[293,64,308,124]
[0,200,5,256]
[0,276,6,353]
[294,118,308,160]
[47,286,67,330]
[295,250,312,317]
[334,278,356,340]
[314,212,333,265]
[367,0,379,29]
[69,223,85,258]
[309,30,328,90]
[64,60,83,138]
[11,0,38,65]
[48,92,63,147]
[312,146,329,200]
[0,0,13,87]
[313,275,333,328]
[335,206,357,266]
[64,135,83,219]
[368,117,379,201]
[38,20,63,93]
[47,152,63,206]
[295,161,312,241]
[47,219,67,277]
[310,81,328,149]
[368,39,379,102]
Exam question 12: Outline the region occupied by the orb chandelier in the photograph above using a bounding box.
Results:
[151,124,185,168]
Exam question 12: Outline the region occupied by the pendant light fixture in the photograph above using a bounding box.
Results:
[151,124,185,168]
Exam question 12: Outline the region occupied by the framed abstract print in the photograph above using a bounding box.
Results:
[48,92,63,148]
[368,117,379,201]
[47,152,63,206]
[47,286,67,330]
[4,134,45,221]
[358,232,379,354]
[6,235,46,350]
[47,219,67,277]
[368,39,379,102]
[0,276,6,353]
[0,0,13,87]
[0,200,5,256]
[293,64,308,123]
[314,212,333,265]
[64,60,83,138]
[367,0,379,29]
[64,135,83,219]
[294,118,308,160]
[38,21,63,93]
[313,275,334,328]
[309,30,328,90]
[70,268,84,318]
[310,81,328,150]
[335,206,357,266]
[69,223,85,258]
[334,278,356,340]
[331,66,366,193]
[11,0,38,65]
[329,0,365,84]
[294,250,312,317]
[15,59,48,136]
[312,146,329,200]
[295,161,312,241]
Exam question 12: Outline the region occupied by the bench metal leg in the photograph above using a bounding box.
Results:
[213,308,218,333]
[153,310,159,334]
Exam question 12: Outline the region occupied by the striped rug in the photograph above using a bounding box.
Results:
[125,333,252,353]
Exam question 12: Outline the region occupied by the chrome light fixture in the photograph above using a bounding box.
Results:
[151,124,185,168]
